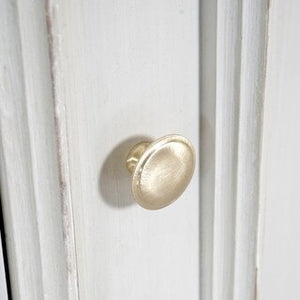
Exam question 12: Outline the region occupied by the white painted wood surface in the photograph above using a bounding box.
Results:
[200,0,268,299]
[46,0,199,299]
[0,1,75,299]
[0,234,8,300]
[0,0,272,299]
[258,0,300,299]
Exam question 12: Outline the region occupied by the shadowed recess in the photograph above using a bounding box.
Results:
[98,135,152,208]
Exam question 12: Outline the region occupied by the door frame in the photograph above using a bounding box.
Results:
[0,1,78,299]
[200,0,269,299]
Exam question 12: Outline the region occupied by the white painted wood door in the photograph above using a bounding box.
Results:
[47,1,200,299]
[3,0,291,299]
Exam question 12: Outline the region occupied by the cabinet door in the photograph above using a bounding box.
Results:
[258,0,300,299]
[49,2,199,299]
[0,1,269,299]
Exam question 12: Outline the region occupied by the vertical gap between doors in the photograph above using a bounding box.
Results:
[0,195,13,300]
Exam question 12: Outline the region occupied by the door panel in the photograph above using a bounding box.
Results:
[1,0,272,299]
[48,1,199,299]
[258,0,300,299]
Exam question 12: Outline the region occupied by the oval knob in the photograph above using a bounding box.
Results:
[126,134,195,210]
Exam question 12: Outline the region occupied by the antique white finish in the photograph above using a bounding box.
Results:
[46,1,199,299]
[200,0,268,299]
[0,0,271,299]
[0,1,75,299]
[258,0,300,299]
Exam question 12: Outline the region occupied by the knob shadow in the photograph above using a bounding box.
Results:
[98,135,152,208]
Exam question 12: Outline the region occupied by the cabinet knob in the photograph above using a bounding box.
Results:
[126,134,195,210]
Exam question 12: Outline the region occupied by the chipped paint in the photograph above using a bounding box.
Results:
[45,1,80,299]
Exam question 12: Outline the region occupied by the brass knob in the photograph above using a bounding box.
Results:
[126,134,195,210]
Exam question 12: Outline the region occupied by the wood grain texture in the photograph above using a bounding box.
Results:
[0,235,8,300]
[258,0,300,299]
[46,1,199,299]
[0,1,74,299]
[200,0,268,299]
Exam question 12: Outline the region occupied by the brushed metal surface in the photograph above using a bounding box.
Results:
[126,135,195,210]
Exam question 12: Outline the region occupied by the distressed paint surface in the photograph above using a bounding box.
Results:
[46,0,200,299]
[0,0,271,299]
[0,1,75,299]
[258,0,300,299]
[200,1,268,300]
